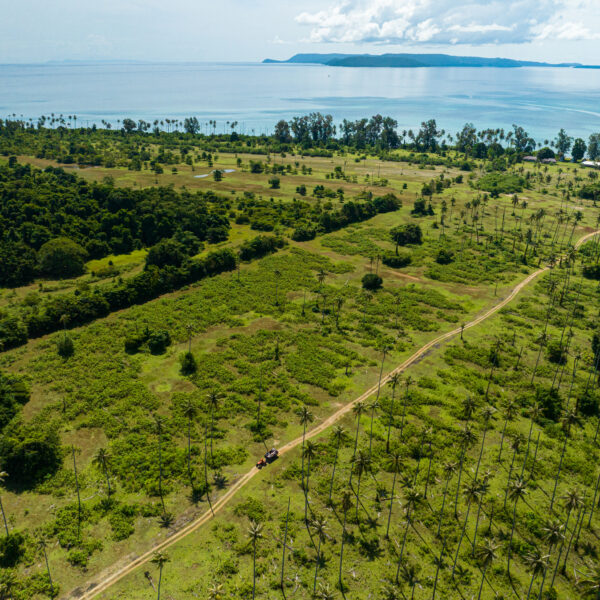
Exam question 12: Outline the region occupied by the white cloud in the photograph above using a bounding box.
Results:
[295,0,598,45]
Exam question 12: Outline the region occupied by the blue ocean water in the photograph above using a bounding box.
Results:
[0,61,599,142]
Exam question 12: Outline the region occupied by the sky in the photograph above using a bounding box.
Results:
[1,0,599,64]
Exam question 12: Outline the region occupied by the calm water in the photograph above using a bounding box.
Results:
[1,62,599,141]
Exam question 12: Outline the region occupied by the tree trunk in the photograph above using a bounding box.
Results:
[327,437,341,506]
[281,498,290,598]
[0,496,8,536]
[452,498,473,576]
[550,436,568,511]
[252,539,257,600]
[386,386,397,453]
[507,497,519,576]
[157,565,163,600]
[477,562,489,600]
[386,468,398,538]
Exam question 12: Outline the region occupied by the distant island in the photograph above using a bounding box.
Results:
[263,53,598,69]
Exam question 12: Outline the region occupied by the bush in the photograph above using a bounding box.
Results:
[546,340,567,365]
[269,177,280,189]
[537,147,556,160]
[0,532,27,567]
[382,252,411,268]
[38,238,88,279]
[362,273,383,290]
[390,224,423,249]
[435,249,454,265]
[238,236,285,261]
[534,386,563,422]
[411,199,435,216]
[583,264,600,280]
[0,427,63,488]
[578,389,599,417]
[291,226,317,242]
[57,334,74,358]
[148,330,171,355]
[180,352,197,375]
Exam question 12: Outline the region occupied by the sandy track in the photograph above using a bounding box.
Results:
[67,231,599,600]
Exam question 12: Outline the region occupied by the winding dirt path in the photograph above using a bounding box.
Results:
[67,230,599,600]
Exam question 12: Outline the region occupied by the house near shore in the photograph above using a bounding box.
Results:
[524,156,557,164]
[582,160,600,169]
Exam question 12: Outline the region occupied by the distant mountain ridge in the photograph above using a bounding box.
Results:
[263,53,596,69]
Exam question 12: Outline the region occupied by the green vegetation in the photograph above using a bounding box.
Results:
[0,119,599,600]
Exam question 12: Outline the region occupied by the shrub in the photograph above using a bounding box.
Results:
[180,352,197,375]
[578,390,599,417]
[362,273,383,290]
[0,532,27,567]
[148,330,171,355]
[57,334,74,358]
[546,340,567,365]
[382,252,411,268]
[537,147,556,160]
[269,177,280,189]
[0,426,63,488]
[390,224,423,249]
[435,249,454,265]
[583,264,600,280]
[411,199,435,216]
[291,226,317,242]
[38,237,88,279]
[238,236,285,261]
[534,386,563,422]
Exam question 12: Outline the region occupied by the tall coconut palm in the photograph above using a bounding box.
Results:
[151,551,169,600]
[432,538,447,600]
[328,426,346,506]
[538,519,564,599]
[351,450,371,522]
[577,566,600,599]
[531,333,549,385]
[398,562,422,600]
[298,406,315,493]
[38,538,55,598]
[396,488,422,579]
[385,451,402,538]
[386,374,402,452]
[507,477,528,576]
[311,516,330,592]
[504,434,524,510]
[472,475,491,555]
[498,399,517,462]
[281,498,291,598]
[92,448,112,496]
[303,440,317,523]
[351,401,366,460]
[369,346,389,455]
[454,424,478,517]
[207,390,221,462]
[182,399,198,489]
[475,406,496,479]
[0,471,9,536]
[437,461,458,537]
[475,539,499,600]
[338,489,353,599]
[524,549,549,600]
[399,376,413,439]
[452,478,483,576]
[550,410,580,511]
[248,521,264,600]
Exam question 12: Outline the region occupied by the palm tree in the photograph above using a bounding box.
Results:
[351,450,371,521]
[577,566,600,599]
[398,562,422,600]
[550,489,584,588]
[538,520,564,600]
[92,449,112,496]
[151,551,169,600]
[207,390,221,462]
[386,374,401,452]
[367,398,380,457]
[0,471,9,536]
[208,582,224,600]
[498,399,518,462]
[399,376,413,439]
[281,498,291,597]
[504,434,524,509]
[39,538,55,598]
[338,488,353,598]
[472,476,491,555]
[475,539,499,600]
[370,345,389,455]
[315,583,336,600]
[303,440,317,522]
[298,406,315,493]
[248,520,264,600]
[183,399,197,489]
[311,516,330,592]
[328,426,346,506]
[475,406,496,479]
[351,401,366,461]
[550,411,579,511]
[507,477,528,576]
[155,417,167,515]
[386,451,402,538]
[454,424,478,517]
[72,446,82,538]
[524,549,549,600]
[273,269,282,305]
[531,333,549,384]
[437,461,458,537]
[396,488,422,578]
[452,478,483,576]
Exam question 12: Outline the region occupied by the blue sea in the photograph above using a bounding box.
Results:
[1,61,599,142]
